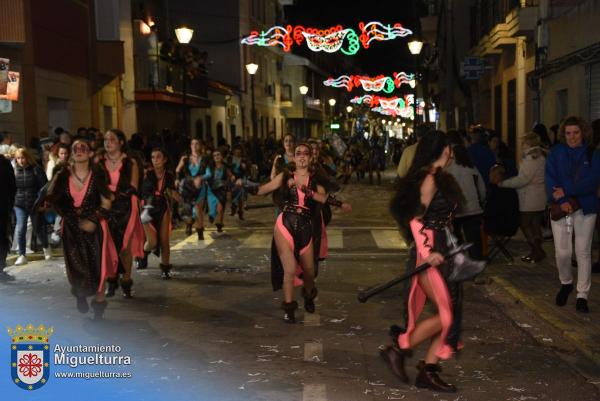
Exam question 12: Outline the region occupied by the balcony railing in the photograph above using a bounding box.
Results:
[134,54,207,99]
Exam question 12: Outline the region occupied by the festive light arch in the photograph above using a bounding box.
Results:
[241,22,412,55]
[324,72,415,93]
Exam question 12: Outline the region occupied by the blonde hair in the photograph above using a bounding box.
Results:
[14,147,37,166]
[558,116,591,144]
[522,132,541,148]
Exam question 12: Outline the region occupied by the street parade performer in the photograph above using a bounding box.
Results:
[101,129,145,298]
[46,137,118,319]
[137,148,181,278]
[244,143,351,324]
[383,130,466,393]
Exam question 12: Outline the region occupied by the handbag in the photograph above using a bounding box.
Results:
[549,198,580,221]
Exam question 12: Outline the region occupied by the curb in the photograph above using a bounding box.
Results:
[490,275,600,368]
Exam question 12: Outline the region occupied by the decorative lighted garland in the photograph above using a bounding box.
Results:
[241,22,412,55]
[323,72,415,93]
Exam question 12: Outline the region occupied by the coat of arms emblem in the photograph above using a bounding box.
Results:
[8,324,53,390]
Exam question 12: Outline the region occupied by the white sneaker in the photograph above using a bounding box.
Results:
[50,232,61,245]
[25,248,34,255]
[43,248,52,260]
[15,255,28,266]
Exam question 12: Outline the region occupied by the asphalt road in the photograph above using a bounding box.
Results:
[1,176,599,401]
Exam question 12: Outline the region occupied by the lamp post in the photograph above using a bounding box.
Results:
[175,26,194,135]
[245,63,259,138]
[328,98,336,136]
[299,85,308,139]
[408,39,423,130]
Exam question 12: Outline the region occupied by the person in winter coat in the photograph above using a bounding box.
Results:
[13,147,49,265]
[446,132,486,260]
[545,116,600,313]
[499,133,547,263]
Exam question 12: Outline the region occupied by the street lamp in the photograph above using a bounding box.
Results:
[176,26,194,136]
[328,98,336,135]
[346,106,352,113]
[245,63,259,138]
[408,39,423,130]
[299,85,309,138]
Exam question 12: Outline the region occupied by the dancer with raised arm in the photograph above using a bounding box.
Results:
[245,143,351,323]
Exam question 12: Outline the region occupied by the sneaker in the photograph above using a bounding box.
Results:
[25,248,34,255]
[15,255,28,266]
[555,284,573,306]
[576,298,589,313]
[43,248,52,261]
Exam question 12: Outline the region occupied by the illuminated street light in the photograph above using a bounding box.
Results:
[346,106,353,113]
[328,98,336,106]
[175,26,194,44]
[408,39,423,55]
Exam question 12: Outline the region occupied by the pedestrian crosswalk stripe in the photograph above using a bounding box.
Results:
[370,230,408,249]
[303,383,327,401]
[327,229,343,249]
[172,234,214,250]
[240,232,272,248]
[304,342,323,362]
[303,313,321,327]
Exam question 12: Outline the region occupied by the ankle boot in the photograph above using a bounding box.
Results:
[76,296,89,314]
[415,363,456,393]
[302,286,318,313]
[281,301,298,324]
[380,345,410,383]
[136,252,149,270]
[90,300,107,320]
[216,223,224,233]
[120,278,133,298]
[160,263,172,280]
[105,277,119,297]
[238,208,245,221]
[196,227,204,241]
[555,283,573,306]
[185,223,193,236]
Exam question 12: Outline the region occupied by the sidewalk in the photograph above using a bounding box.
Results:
[481,234,600,371]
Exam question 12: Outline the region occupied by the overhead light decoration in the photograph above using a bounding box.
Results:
[324,72,415,93]
[241,21,412,55]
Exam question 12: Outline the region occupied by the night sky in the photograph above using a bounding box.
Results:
[285,0,423,76]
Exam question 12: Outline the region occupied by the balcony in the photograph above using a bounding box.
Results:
[133,54,209,108]
[96,40,125,77]
[472,1,539,57]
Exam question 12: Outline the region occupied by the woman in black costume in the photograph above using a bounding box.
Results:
[382,130,465,393]
[46,137,118,319]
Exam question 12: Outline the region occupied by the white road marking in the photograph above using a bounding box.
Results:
[240,232,273,248]
[304,342,323,363]
[326,229,343,249]
[303,313,321,327]
[370,230,408,249]
[302,383,327,401]
[172,234,214,250]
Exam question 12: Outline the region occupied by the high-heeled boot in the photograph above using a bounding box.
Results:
[302,286,318,313]
[380,345,410,383]
[282,301,298,324]
[160,263,172,280]
[90,300,107,320]
[216,223,224,233]
[415,363,456,393]
[105,277,119,297]
[136,252,149,270]
[196,227,204,241]
[120,278,133,298]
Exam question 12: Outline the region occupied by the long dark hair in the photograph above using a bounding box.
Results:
[390,130,450,241]
[447,130,474,168]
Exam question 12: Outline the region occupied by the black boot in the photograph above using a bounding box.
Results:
[76,296,89,314]
[120,278,133,298]
[555,283,573,306]
[160,263,172,280]
[380,345,410,383]
[282,301,298,324]
[415,363,457,393]
[105,277,119,297]
[185,223,193,236]
[216,223,224,233]
[136,252,149,270]
[230,205,237,216]
[302,286,318,313]
[238,208,245,221]
[90,300,107,320]
[196,227,204,241]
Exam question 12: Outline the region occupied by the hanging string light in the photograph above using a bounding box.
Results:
[324,72,415,93]
[241,21,412,55]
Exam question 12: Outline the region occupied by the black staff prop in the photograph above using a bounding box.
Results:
[357,242,476,303]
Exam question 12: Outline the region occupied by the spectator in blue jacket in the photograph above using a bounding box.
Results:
[545,116,600,313]
[468,127,496,187]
